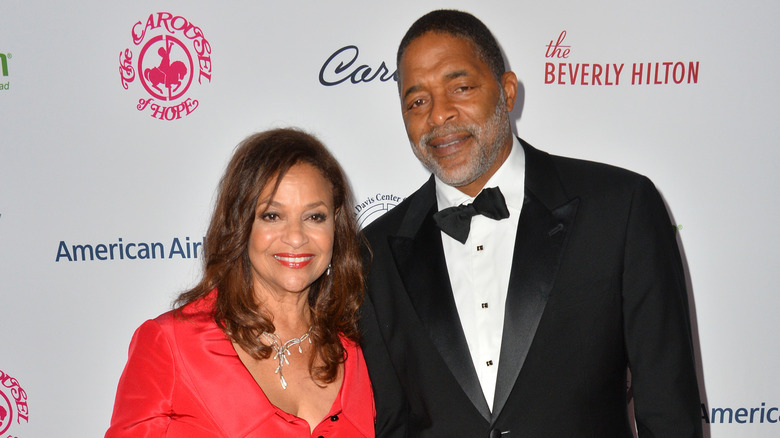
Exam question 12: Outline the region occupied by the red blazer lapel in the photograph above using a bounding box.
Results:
[338,338,376,437]
[173,293,278,436]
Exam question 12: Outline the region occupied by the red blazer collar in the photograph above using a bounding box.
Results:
[174,291,374,436]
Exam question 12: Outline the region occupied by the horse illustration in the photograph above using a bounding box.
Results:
[143,40,188,99]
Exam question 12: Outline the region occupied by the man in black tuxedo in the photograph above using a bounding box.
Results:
[360,9,703,438]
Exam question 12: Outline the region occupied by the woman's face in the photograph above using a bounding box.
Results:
[247,163,335,298]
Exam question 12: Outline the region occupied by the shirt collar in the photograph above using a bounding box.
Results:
[435,136,525,211]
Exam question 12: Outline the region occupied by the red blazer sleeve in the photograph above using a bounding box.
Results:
[105,319,176,437]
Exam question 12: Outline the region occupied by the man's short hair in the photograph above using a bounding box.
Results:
[397,9,506,81]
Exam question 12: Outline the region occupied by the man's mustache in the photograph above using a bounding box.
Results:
[419,124,477,148]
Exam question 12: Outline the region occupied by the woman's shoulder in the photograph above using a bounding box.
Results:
[150,289,218,329]
[338,334,365,364]
[128,289,224,358]
[338,333,359,349]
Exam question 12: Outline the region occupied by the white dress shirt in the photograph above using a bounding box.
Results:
[434,136,525,411]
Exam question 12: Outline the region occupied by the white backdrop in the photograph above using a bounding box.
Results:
[1,1,778,436]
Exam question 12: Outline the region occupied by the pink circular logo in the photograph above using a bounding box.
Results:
[0,390,12,435]
[118,12,212,121]
[0,369,29,437]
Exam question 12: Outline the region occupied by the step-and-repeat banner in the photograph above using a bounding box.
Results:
[1,1,778,436]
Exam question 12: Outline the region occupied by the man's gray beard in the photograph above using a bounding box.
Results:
[415,95,512,188]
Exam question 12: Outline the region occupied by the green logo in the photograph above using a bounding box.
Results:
[0,53,8,76]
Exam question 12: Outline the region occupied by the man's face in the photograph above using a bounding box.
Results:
[398,32,517,196]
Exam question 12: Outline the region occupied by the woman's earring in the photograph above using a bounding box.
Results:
[326,264,331,276]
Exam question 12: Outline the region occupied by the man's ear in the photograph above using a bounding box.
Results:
[501,71,518,112]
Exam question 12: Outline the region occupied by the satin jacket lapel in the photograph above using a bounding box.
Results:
[388,177,492,421]
[174,305,374,437]
[174,297,278,437]
[492,141,580,419]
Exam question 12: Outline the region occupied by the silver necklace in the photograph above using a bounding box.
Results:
[261,326,312,389]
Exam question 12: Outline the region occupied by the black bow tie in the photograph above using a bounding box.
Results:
[433,187,510,244]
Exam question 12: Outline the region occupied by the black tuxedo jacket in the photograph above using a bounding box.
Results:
[360,140,702,437]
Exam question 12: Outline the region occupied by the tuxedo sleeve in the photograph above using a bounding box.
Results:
[359,291,409,438]
[621,177,702,437]
[106,319,176,437]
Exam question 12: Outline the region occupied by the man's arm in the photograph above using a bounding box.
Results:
[621,176,702,437]
[359,277,409,438]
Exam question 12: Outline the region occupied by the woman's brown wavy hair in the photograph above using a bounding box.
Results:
[175,128,363,383]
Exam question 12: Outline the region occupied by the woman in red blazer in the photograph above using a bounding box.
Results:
[106,129,374,437]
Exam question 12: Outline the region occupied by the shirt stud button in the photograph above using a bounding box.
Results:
[330,415,339,421]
